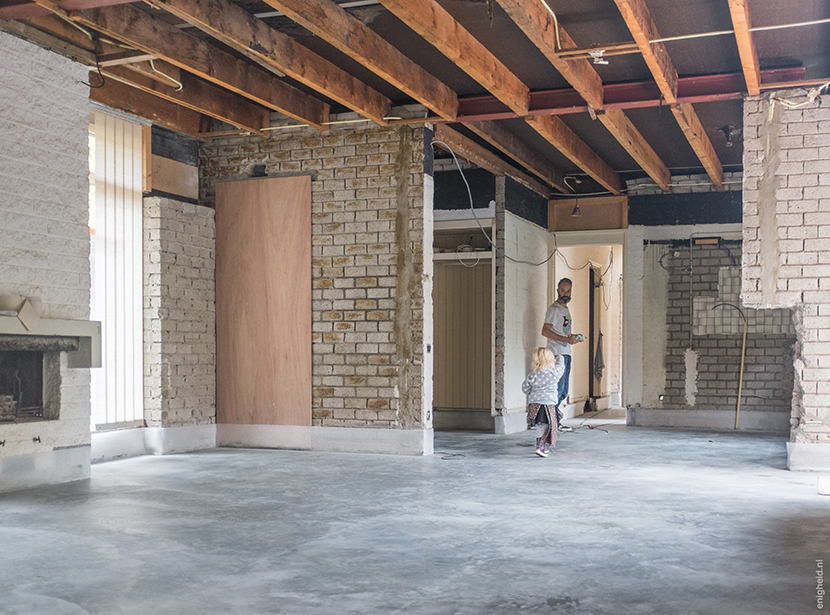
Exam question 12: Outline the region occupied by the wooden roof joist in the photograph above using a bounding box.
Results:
[433,124,551,198]
[261,0,458,121]
[100,64,270,134]
[71,4,330,130]
[142,0,392,124]
[378,0,530,116]
[613,0,723,190]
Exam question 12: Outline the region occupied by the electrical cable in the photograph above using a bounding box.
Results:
[432,139,559,267]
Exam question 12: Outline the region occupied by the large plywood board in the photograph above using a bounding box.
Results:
[216,175,311,426]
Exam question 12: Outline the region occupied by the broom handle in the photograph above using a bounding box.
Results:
[735,320,747,429]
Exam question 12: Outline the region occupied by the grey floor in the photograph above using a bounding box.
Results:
[0,424,827,615]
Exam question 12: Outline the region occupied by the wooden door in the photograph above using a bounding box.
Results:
[433,262,492,411]
[215,176,311,426]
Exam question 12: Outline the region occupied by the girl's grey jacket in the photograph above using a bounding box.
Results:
[521,355,566,405]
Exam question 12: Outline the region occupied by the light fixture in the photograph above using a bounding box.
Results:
[571,200,581,217]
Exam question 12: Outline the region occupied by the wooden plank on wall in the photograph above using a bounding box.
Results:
[215,175,312,426]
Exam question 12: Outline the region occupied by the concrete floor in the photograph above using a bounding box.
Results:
[0,426,827,615]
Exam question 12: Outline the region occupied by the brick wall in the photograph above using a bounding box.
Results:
[0,31,91,458]
[657,240,794,413]
[144,197,216,428]
[200,124,429,430]
[743,91,830,443]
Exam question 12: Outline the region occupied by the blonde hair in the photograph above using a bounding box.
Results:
[532,347,556,372]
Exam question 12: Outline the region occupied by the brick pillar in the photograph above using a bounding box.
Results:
[743,91,830,467]
[144,197,216,428]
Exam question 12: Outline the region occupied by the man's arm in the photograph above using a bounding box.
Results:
[541,322,577,345]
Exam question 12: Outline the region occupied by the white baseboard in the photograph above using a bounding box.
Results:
[495,409,528,435]
[217,424,434,456]
[91,424,217,462]
[626,408,789,433]
[0,445,90,493]
[787,443,830,472]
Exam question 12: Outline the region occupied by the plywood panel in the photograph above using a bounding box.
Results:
[549,196,628,232]
[216,175,311,426]
[434,262,491,410]
[150,154,199,200]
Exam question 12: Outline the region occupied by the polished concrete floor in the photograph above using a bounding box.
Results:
[0,425,827,615]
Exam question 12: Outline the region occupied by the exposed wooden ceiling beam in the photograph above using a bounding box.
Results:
[464,120,568,193]
[142,0,392,124]
[525,114,622,195]
[433,124,551,197]
[598,109,670,192]
[90,76,209,137]
[0,0,129,20]
[671,103,724,190]
[377,0,529,116]
[613,0,723,190]
[261,0,458,121]
[612,0,677,104]
[100,64,270,134]
[496,0,665,192]
[495,0,603,110]
[727,0,761,96]
[496,0,670,192]
[0,16,96,63]
[72,4,330,130]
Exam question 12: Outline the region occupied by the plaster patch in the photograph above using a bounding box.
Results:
[757,99,782,306]
[684,348,698,407]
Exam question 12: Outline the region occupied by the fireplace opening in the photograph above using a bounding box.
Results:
[0,335,72,423]
[0,351,44,421]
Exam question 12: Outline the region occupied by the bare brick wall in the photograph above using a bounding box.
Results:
[144,197,216,428]
[658,240,794,412]
[200,124,429,429]
[0,32,91,458]
[743,91,830,443]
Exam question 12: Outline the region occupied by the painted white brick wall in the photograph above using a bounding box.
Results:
[743,91,830,443]
[0,31,91,458]
[144,197,216,428]
[502,213,550,413]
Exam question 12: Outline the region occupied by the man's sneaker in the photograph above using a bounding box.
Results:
[535,447,549,457]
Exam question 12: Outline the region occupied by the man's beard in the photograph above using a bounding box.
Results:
[559,295,571,304]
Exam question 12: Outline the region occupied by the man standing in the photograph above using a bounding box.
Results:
[541,278,583,422]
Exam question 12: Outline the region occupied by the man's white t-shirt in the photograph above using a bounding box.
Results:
[544,301,572,356]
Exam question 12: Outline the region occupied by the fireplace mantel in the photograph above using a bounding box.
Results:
[0,316,101,368]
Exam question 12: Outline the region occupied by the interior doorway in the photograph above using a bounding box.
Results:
[432,219,495,431]
[550,236,624,420]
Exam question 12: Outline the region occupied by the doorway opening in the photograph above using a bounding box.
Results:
[550,241,624,423]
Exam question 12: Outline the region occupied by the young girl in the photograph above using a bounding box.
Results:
[521,347,566,457]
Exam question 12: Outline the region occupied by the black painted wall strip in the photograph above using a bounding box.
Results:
[628,191,742,226]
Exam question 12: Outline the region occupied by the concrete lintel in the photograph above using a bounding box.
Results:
[787,443,830,472]
[0,445,90,493]
[627,407,789,433]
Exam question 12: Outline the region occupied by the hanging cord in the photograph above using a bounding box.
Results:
[148,58,183,91]
[771,83,829,109]
[432,139,559,267]
[82,35,106,89]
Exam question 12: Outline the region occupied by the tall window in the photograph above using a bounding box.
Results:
[89,110,144,429]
